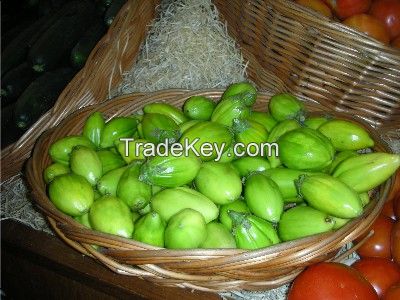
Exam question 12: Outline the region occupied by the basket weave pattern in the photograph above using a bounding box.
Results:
[26,89,393,292]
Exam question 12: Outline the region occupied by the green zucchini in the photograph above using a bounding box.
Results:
[70,21,106,69]
[1,62,38,108]
[104,0,127,27]
[14,68,76,130]
[1,17,47,76]
[28,0,97,73]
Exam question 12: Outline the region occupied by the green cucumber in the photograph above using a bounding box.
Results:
[70,21,106,70]
[14,68,76,130]
[29,0,97,72]
[1,62,38,107]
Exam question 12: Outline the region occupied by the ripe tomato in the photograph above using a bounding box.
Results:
[343,14,391,44]
[325,0,372,19]
[355,214,394,258]
[296,0,333,18]
[288,262,378,300]
[383,284,400,300]
[392,34,400,47]
[370,0,400,39]
[392,220,400,264]
[382,199,396,220]
[352,257,400,297]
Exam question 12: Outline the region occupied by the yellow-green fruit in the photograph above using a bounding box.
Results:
[194,162,242,205]
[318,119,374,151]
[116,138,149,163]
[74,213,92,228]
[219,199,250,230]
[359,192,370,207]
[221,82,257,106]
[298,174,363,219]
[96,149,126,174]
[89,195,134,238]
[303,116,330,130]
[233,119,269,148]
[100,117,138,148]
[278,206,335,241]
[48,173,94,217]
[268,93,304,121]
[82,111,105,148]
[151,187,219,223]
[179,120,201,134]
[49,135,96,165]
[97,166,127,196]
[247,111,278,132]
[331,216,351,230]
[232,156,271,177]
[143,102,188,124]
[200,222,236,249]
[165,208,207,249]
[183,96,216,121]
[245,173,284,223]
[211,97,251,127]
[141,113,180,144]
[70,146,102,186]
[133,212,165,247]
[329,150,359,174]
[43,162,70,184]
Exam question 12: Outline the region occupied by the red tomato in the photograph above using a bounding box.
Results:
[383,284,400,300]
[352,258,400,297]
[325,0,372,19]
[382,199,397,220]
[392,220,400,265]
[370,0,400,39]
[343,14,391,44]
[355,215,394,258]
[288,262,378,300]
[296,0,333,18]
[392,34,400,47]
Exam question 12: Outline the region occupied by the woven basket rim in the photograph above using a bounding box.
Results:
[24,89,394,291]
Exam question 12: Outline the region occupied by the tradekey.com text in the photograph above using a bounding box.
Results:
[120,138,279,162]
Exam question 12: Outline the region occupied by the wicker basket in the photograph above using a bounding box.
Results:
[2,0,400,180]
[26,89,394,292]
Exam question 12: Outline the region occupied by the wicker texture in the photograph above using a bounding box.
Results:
[26,89,394,292]
[2,0,400,180]
[1,0,159,180]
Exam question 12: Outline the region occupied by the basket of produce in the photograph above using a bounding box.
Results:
[25,82,400,292]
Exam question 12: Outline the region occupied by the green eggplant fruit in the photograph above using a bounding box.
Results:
[331,216,351,230]
[164,208,207,249]
[359,192,370,207]
[49,135,96,165]
[211,96,251,127]
[151,187,219,223]
[89,195,134,238]
[232,156,271,177]
[141,113,180,144]
[278,206,335,241]
[82,111,105,148]
[303,115,330,130]
[132,211,141,223]
[116,138,149,163]
[117,162,152,211]
[183,96,216,121]
[245,173,284,223]
[143,102,188,125]
[333,153,400,193]
[298,174,363,218]
[94,190,102,200]
[218,145,236,163]
[133,211,165,247]
[100,117,137,148]
[179,119,201,134]
[233,118,269,148]
[247,111,278,132]
[278,128,335,171]
[229,211,280,250]
[221,82,257,106]
[48,173,94,217]
[70,146,102,186]
[194,162,242,205]
[329,150,359,174]
[138,203,152,215]
[318,119,374,151]
[268,93,304,122]
[151,185,164,195]
[139,153,201,187]
[96,149,126,174]
[43,162,70,184]
[179,121,233,161]
[97,166,127,196]
[74,212,92,228]
[266,119,301,168]
[200,222,236,249]
[219,199,250,230]
[262,168,317,199]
